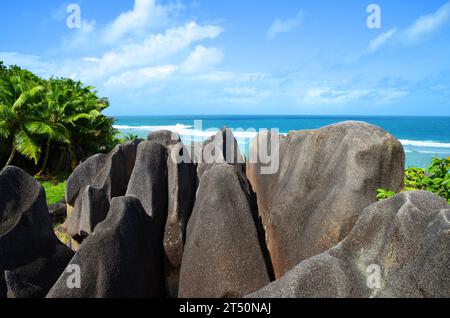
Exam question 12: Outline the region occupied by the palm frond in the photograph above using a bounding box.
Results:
[0,121,10,138]
[24,121,54,136]
[66,112,95,123]
[0,103,14,120]
[12,85,45,111]
[89,109,101,117]
[14,128,41,164]
[25,121,70,143]
[52,123,71,143]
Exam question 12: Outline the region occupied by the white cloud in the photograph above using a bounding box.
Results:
[76,22,223,81]
[403,1,450,44]
[102,0,183,44]
[300,87,408,106]
[193,71,269,83]
[266,11,303,40]
[104,45,224,88]
[61,0,184,50]
[180,45,224,74]
[0,52,56,77]
[105,65,178,88]
[219,86,273,104]
[367,28,397,53]
[366,1,450,53]
[84,57,100,63]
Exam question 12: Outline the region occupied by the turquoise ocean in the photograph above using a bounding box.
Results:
[114,116,450,168]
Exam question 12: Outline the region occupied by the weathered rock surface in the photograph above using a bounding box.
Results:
[126,141,168,236]
[65,140,141,241]
[147,130,180,146]
[47,196,164,298]
[197,128,246,180]
[48,199,66,225]
[247,121,405,278]
[127,132,196,298]
[0,166,74,298]
[247,191,450,298]
[6,122,446,299]
[179,164,271,298]
[164,144,196,297]
[246,130,287,225]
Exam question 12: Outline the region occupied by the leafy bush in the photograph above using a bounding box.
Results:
[376,189,396,201]
[120,133,140,142]
[378,157,450,203]
[39,179,67,205]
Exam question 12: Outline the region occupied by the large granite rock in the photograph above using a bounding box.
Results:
[147,130,180,146]
[197,128,246,180]
[126,141,168,237]
[65,140,141,242]
[48,199,67,225]
[178,164,271,298]
[127,132,196,298]
[246,130,287,225]
[247,191,450,298]
[247,121,405,278]
[47,196,164,298]
[164,145,196,297]
[0,166,74,298]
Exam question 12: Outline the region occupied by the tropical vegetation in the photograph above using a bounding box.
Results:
[378,157,450,203]
[40,179,67,205]
[0,61,118,176]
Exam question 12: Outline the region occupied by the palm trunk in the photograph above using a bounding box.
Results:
[54,148,66,174]
[37,138,51,176]
[5,146,16,167]
[69,144,78,170]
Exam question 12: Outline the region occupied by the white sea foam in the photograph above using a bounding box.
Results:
[114,123,261,139]
[114,124,193,132]
[410,150,450,154]
[400,139,450,148]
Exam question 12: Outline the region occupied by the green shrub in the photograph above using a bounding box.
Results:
[120,133,139,142]
[376,188,396,201]
[39,179,67,205]
[378,157,450,203]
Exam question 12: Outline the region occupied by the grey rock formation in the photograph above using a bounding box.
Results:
[247,191,450,298]
[247,121,405,278]
[127,133,196,298]
[126,141,168,237]
[47,196,164,298]
[246,130,287,225]
[197,128,246,180]
[0,166,74,298]
[179,164,271,298]
[127,131,196,297]
[48,199,66,225]
[65,140,141,241]
[164,144,196,297]
[147,130,180,146]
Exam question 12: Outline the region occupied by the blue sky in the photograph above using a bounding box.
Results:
[1,0,450,116]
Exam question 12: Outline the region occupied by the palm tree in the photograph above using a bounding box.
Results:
[0,74,45,167]
[36,78,100,175]
[0,63,117,174]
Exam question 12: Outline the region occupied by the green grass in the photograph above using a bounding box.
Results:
[39,179,67,205]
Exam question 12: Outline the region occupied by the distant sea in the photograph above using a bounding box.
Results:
[114,116,450,168]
